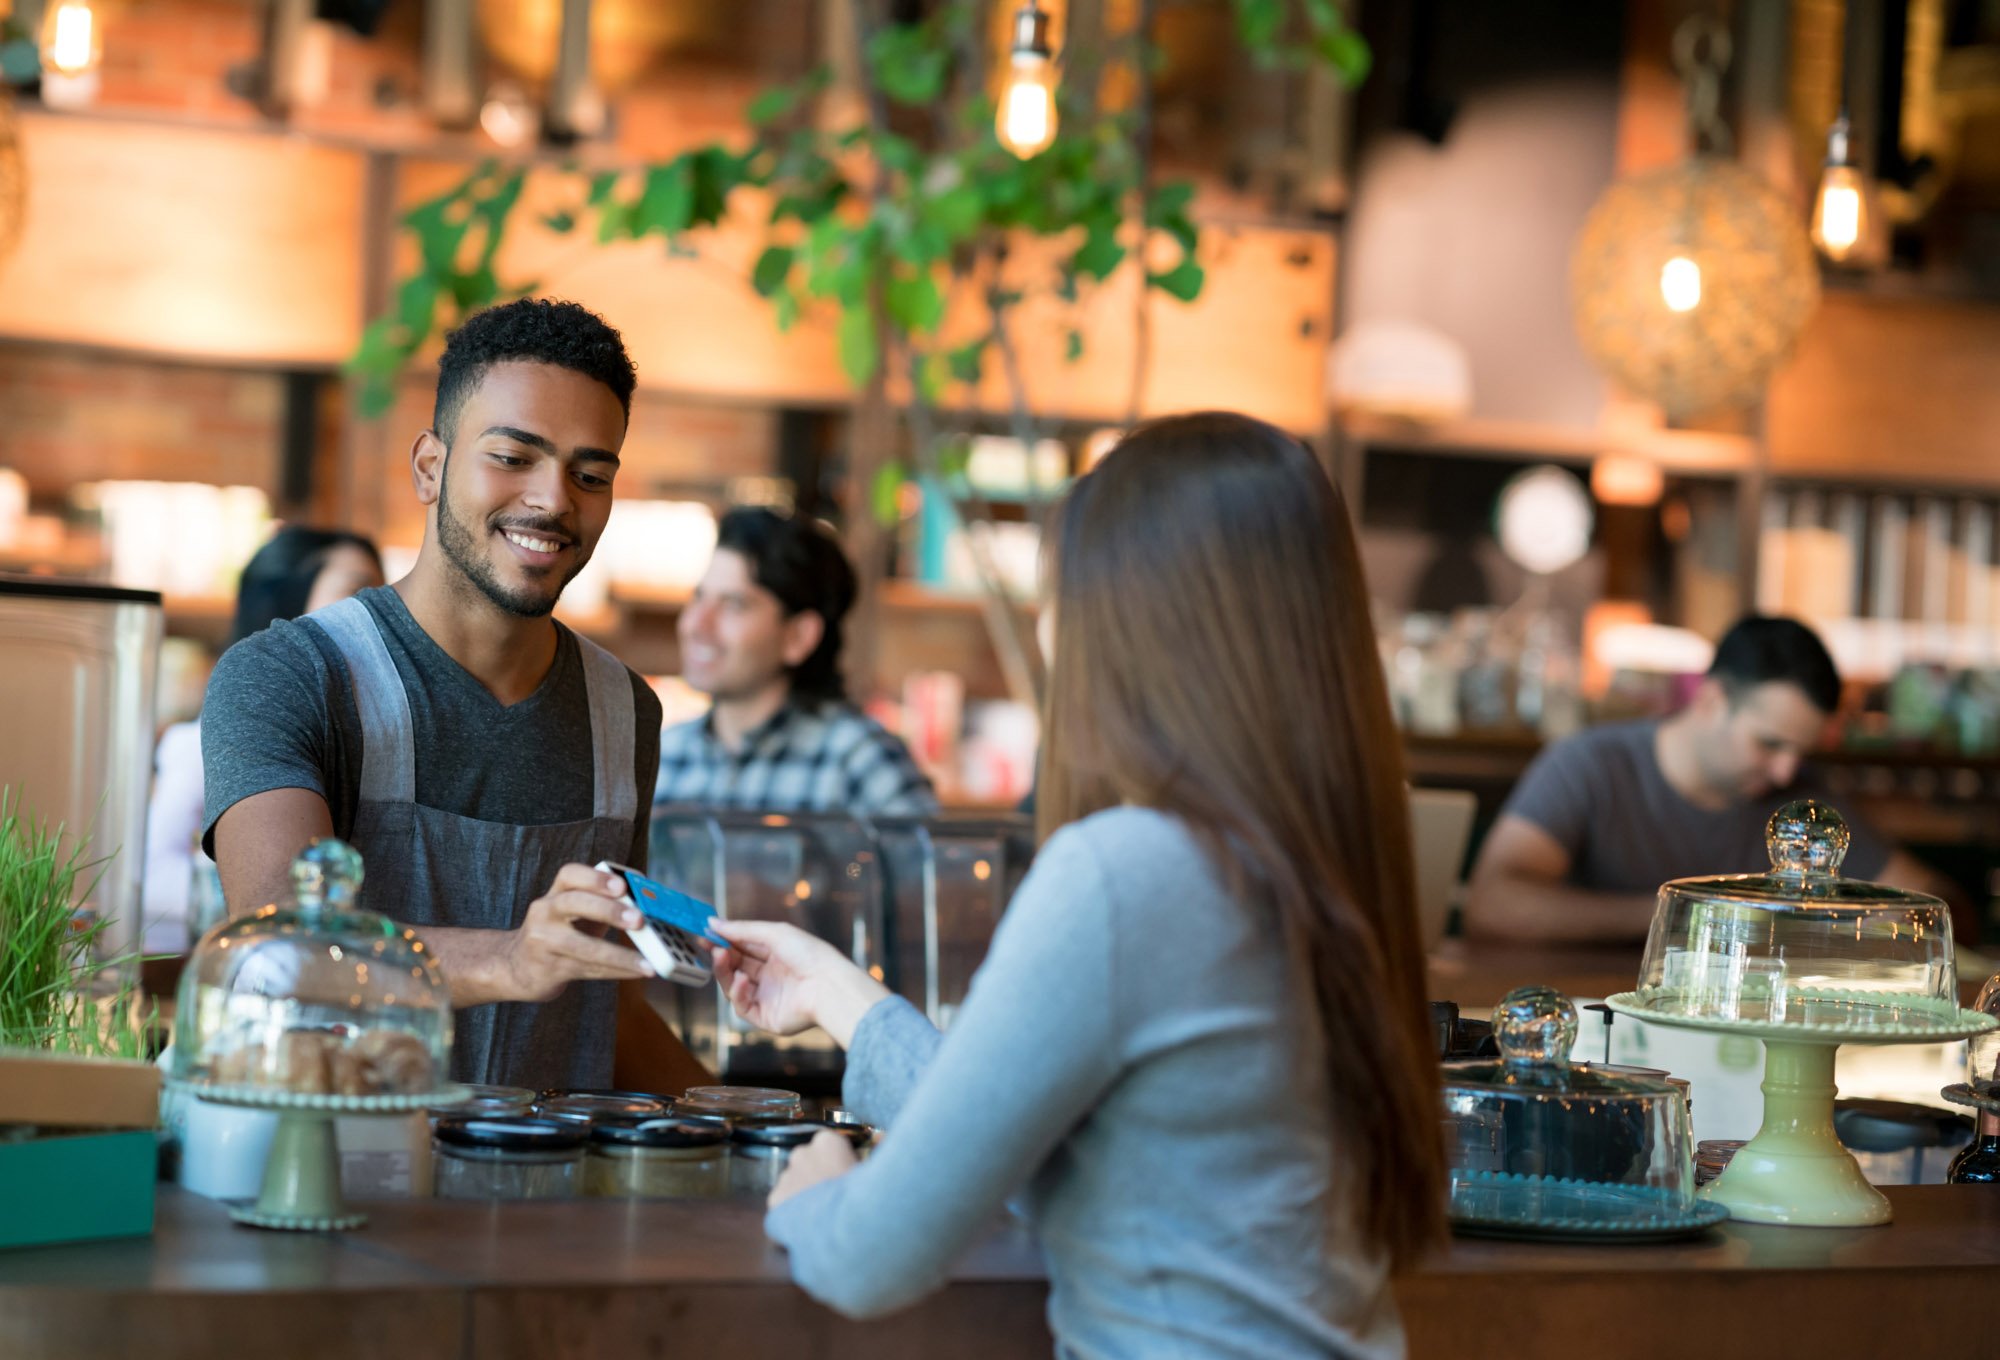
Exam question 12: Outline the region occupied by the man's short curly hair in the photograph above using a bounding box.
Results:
[432,298,637,445]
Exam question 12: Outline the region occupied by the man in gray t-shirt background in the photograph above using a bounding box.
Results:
[1465,615,1957,945]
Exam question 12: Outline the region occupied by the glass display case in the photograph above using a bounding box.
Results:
[876,817,1035,1029]
[168,839,463,1230]
[1609,800,1995,1226]
[1441,985,1717,1240]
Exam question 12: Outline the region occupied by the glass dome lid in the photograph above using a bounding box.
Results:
[1625,800,1958,1035]
[1441,986,1706,1234]
[171,839,452,1096]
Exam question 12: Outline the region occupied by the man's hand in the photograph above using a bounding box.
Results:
[495,863,657,1003]
[768,1129,858,1209]
[709,918,889,1049]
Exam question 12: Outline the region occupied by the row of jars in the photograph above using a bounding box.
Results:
[429,1084,873,1202]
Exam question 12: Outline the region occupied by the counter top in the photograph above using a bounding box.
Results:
[3,1185,1996,1358]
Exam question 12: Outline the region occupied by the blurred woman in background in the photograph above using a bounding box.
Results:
[707,412,1445,1357]
[142,527,383,950]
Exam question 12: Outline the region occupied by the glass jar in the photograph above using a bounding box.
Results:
[1441,986,1699,1234]
[430,1084,537,1121]
[1628,801,1958,1032]
[534,1090,673,1124]
[583,1117,731,1198]
[678,1085,803,1120]
[728,1119,869,1200]
[171,839,451,1096]
[433,1117,586,1199]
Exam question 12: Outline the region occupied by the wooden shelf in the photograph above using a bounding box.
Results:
[1341,413,1755,477]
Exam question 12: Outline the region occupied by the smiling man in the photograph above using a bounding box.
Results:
[1464,615,1954,945]
[202,299,664,1089]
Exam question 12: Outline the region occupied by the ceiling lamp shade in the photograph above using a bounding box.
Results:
[1569,17,1819,421]
[1571,156,1819,420]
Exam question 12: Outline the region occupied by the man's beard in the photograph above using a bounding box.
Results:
[436,461,583,618]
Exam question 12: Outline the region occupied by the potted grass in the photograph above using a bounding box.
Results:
[0,787,161,1249]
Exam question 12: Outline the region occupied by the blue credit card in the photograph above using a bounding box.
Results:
[618,869,729,947]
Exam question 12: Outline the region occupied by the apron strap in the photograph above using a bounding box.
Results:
[308,596,416,805]
[574,631,638,823]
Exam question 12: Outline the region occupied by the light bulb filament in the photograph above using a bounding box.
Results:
[1660,256,1701,313]
[48,2,97,75]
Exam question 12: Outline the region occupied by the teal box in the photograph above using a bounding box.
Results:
[0,1129,156,1250]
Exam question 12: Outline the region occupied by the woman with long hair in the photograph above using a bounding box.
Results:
[708,412,1444,1356]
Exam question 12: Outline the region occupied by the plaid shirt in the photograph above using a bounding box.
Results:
[653,700,941,817]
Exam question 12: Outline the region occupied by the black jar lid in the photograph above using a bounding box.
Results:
[534,1090,673,1120]
[729,1118,870,1149]
[590,1115,731,1149]
[434,1116,589,1152]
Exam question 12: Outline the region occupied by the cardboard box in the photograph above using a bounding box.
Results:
[0,1047,162,1129]
[0,1129,156,1250]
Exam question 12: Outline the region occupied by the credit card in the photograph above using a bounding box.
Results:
[617,868,728,947]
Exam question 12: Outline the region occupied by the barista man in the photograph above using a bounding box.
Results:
[202,299,665,1090]
[1465,615,1960,945]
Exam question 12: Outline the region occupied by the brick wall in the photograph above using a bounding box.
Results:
[0,341,282,499]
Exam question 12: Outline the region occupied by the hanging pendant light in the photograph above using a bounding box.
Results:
[1570,17,1818,420]
[1810,114,1869,263]
[38,0,103,109]
[996,1,1058,159]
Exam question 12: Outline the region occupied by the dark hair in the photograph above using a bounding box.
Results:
[432,298,636,445]
[230,527,382,646]
[715,507,856,703]
[1040,411,1446,1270]
[1708,615,1842,713]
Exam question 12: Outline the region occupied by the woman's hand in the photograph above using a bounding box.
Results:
[708,918,891,1049]
[768,1129,858,1209]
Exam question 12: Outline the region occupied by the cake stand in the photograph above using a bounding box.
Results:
[1605,994,1993,1227]
[175,1080,467,1230]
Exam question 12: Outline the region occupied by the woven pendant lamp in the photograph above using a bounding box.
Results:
[1570,18,1818,420]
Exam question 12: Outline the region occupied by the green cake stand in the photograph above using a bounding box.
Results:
[1605,994,1992,1227]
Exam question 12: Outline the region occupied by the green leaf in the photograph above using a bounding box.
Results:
[752,245,795,298]
[926,184,985,244]
[450,264,498,311]
[587,171,621,207]
[936,438,972,481]
[1148,258,1206,303]
[1234,0,1285,50]
[773,289,802,332]
[1072,219,1125,280]
[1064,329,1084,361]
[868,23,949,105]
[635,160,695,237]
[596,200,635,243]
[915,353,948,404]
[541,210,576,234]
[394,275,437,336]
[886,270,945,333]
[947,339,986,386]
[870,459,907,526]
[1316,27,1372,86]
[837,304,880,386]
[747,86,797,128]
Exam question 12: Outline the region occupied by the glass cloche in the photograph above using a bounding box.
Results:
[1441,985,1714,1238]
[1963,974,2000,1099]
[171,839,452,1097]
[1624,801,1958,1034]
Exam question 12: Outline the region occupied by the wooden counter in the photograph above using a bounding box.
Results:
[3,1185,1996,1359]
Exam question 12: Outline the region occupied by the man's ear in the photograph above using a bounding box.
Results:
[412,430,447,508]
[1691,675,1731,721]
[780,609,826,669]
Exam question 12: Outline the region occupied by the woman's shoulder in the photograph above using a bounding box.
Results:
[1040,806,1220,899]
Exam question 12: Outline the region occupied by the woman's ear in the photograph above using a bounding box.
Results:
[781,609,826,669]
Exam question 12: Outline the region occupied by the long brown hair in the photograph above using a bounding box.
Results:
[1037,411,1446,1268]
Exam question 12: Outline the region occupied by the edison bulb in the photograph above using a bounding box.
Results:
[998,52,1057,157]
[42,1,100,75]
[1811,165,1867,263]
[1660,256,1701,313]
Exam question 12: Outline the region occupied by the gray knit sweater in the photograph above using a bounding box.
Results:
[764,806,1404,1359]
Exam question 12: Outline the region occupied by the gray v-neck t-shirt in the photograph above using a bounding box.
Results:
[1501,719,1890,893]
[200,584,660,884]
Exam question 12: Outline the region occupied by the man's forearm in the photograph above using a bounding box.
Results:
[409,925,518,1008]
[1463,874,1657,945]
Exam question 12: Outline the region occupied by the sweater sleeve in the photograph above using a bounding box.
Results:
[763,823,1118,1317]
[839,994,944,1129]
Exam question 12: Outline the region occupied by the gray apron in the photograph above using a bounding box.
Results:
[310,596,635,1090]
